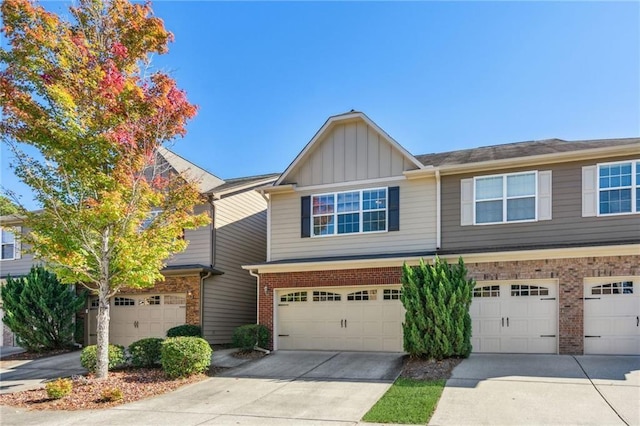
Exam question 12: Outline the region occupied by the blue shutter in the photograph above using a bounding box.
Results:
[301,196,311,238]
[388,186,400,231]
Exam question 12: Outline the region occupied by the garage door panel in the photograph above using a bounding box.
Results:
[471,281,557,354]
[584,278,639,355]
[276,286,403,352]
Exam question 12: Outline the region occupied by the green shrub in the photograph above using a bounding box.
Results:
[100,387,123,402]
[1,266,86,352]
[161,337,212,378]
[232,324,269,350]
[166,324,201,337]
[80,344,125,372]
[45,378,72,399]
[401,256,474,359]
[129,338,163,368]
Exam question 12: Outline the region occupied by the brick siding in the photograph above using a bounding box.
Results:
[259,255,639,354]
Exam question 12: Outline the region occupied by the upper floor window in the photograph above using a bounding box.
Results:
[474,172,537,224]
[141,209,162,230]
[312,188,387,237]
[1,228,16,260]
[598,161,639,215]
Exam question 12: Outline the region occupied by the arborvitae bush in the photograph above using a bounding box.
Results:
[232,324,269,350]
[161,337,212,378]
[0,266,86,351]
[401,256,474,359]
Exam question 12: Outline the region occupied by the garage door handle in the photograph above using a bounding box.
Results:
[585,335,601,338]
[344,319,347,328]
[506,318,509,327]
[637,316,639,327]
[341,319,344,328]
[501,317,504,327]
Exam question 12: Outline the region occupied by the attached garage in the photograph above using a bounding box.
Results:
[470,280,558,354]
[276,286,404,352]
[584,277,640,355]
[89,293,187,347]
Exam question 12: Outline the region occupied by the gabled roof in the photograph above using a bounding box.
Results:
[415,137,640,167]
[158,147,225,193]
[274,111,424,186]
[209,173,279,198]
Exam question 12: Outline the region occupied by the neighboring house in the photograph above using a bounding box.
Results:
[0,218,25,346]
[243,111,640,356]
[0,148,278,347]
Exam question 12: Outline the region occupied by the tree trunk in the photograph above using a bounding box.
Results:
[95,290,110,379]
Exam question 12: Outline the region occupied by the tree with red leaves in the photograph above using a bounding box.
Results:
[0,0,209,378]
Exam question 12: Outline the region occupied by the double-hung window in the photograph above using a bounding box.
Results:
[311,188,387,237]
[1,228,16,260]
[475,172,537,224]
[598,160,639,215]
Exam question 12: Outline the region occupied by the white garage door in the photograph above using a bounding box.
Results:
[584,278,640,355]
[276,286,404,352]
[89,294,187,347]
[470,281,557,353]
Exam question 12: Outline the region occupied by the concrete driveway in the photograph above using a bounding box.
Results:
[1,350,404,426]
[0,351,86,394]
[429,354,640,426]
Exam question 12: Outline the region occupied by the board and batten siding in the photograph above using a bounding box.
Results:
[202,190,267,343]
[441,155,640,252]
[166,203,212,267]
[282,121,419,187]
[269,177,437,261]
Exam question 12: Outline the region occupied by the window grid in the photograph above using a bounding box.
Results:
[598,160,639,215]
[165,295,186,305]
[591,281,633,295]
[473,285,500,298]
[143,295,161,305]
[311,188,387,237]
[510,284,549,297]
[383,289,402,300]
[114,297,135,306]
[347,290,377,301]
[0,228,15,260]
[312,291,341,302]
[280,291,308,302]
[474,172,537,225]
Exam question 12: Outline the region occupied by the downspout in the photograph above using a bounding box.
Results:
[249,269,260,323]
[436,170,441,250]
[258,190,271,262]
[201,194,216,337]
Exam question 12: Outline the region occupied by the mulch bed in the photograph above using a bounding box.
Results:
[0,367,219,411]
[400,356,463,381]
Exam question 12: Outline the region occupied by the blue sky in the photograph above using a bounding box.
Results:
[2,1,639,210]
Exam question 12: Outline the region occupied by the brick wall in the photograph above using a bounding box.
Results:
[120,275,201,325]
[259,255,639,354]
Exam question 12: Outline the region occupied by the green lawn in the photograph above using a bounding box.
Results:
[362,378,446,424]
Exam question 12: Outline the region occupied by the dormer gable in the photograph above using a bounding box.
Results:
[277,112,423,188]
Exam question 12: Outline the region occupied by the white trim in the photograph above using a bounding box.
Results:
[0,227,17,261]
[266,195,272,262]
[242,244,640,273]
[275,112,423,186]
[595,159,639,217]
[473,170,538,225]
[295,175,406,192]
[310,187,389,237]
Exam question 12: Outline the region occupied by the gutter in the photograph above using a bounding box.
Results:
[249,269,260,323]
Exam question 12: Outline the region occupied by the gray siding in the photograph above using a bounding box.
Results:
[166,203,213,267]
[0,226,38,278]
[441,155,640,252]
[270,177,437,261]
[283,121,418,186]
[202,190,267,343]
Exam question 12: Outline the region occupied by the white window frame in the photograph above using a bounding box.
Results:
[473,171,538,225]
[0,227,16,261]
[596,160,639,217]
[311,187,388,237]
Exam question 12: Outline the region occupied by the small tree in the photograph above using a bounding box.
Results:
[1,0,209,378]
[1,266,86,352]
[401,256,474,359]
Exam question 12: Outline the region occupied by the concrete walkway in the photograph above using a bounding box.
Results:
[1,350,404,426]
[429,354,640,426]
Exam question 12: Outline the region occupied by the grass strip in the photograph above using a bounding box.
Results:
[362,377,446,424]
